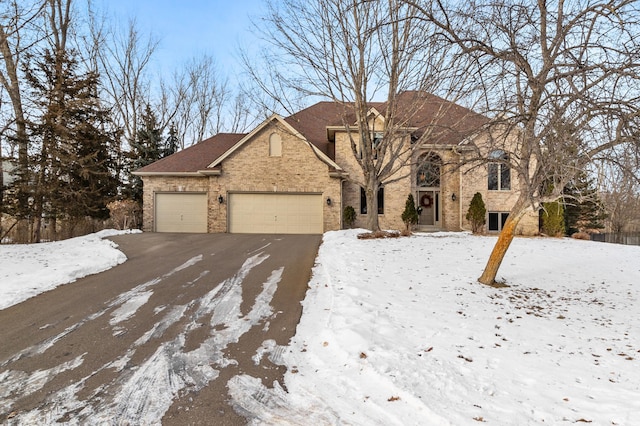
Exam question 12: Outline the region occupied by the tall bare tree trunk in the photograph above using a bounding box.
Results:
[364,173,380,231]
[0,24,29,218]
[478,197,528,285]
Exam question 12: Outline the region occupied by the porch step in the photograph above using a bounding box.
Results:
[415,225,441,233]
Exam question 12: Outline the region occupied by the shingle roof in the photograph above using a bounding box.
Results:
[135,133,245,173]
[136,92,487,174]
[284,91,487,148]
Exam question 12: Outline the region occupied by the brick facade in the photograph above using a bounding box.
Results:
[139,102,539,236]
[141,121,342,233]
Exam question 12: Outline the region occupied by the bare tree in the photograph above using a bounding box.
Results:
[92,18,157,150]
[248,0,472,231]
[599,153,640,234]
[407,0,640,284]
[169,55,229,148]
[0,0,46,226]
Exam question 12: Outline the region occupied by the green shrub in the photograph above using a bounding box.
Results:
[343,205,356,229]
[466,192,486,234]
[541,201,565,236]
[401,194,419,231]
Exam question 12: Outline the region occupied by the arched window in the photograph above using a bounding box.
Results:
[269,133,282,157]
[488,150,510,190]
[416,154,441,187]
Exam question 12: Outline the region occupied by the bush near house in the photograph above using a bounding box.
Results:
[343,205,356,229]
[401,194,419,232]
[466,192,486,234]
[108,199,141,230]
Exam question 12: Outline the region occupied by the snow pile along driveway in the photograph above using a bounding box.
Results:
[230,230,640,425]
[0,229,138,310]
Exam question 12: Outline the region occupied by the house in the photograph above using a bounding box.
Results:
[134,92,538,235]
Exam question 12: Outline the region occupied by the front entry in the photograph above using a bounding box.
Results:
[417,190,440,227]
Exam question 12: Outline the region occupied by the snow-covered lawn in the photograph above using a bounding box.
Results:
[0,229,139,310]
[230,230,640,425]
[1,230,639,425]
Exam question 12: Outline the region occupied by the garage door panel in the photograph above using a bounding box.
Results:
[229,193,322,234]
[156,193,208,233]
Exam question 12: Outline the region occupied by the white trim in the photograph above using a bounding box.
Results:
[206,114,344,172]
[133,171,203,177]
[196,169,221,176]
[367,107,384,124]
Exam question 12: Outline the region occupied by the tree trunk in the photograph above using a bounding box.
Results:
[364,173,380,231]
[478,201,528,285]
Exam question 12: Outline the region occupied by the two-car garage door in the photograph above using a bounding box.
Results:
[229,193,323,234]
[155,192,323,234]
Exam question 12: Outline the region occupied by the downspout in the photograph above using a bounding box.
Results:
[455,147,468,232]
[340,178,346,229]
[459,168,465,231]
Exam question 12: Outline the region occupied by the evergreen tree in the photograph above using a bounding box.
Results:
[466,192,486,234]
[343,205,356,229]
[26,49,119,239]
[163,122,180,158]
[401,194,419,231]
[563,172,606,234]
[125,105,164,203]
[541,201,565,236]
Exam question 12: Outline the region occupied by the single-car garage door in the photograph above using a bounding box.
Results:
[155,193,208,233]
[229,193,323,234]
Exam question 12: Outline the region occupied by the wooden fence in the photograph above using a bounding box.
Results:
[590,232,640,246]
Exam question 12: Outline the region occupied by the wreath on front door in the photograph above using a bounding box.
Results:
[420,193,433,208]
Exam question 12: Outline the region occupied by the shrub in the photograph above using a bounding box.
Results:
[541,201,565,236]
[343,205,356,229]
[108,199,141,230]
[401,194,419,232]
[571,231,591,240]
[357,230,400,239]
[466,192,486,234]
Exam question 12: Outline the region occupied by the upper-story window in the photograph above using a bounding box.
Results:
[416,154,441,187]
[269,133,282,157]
[488,150,510,190]
[360,132,383,159]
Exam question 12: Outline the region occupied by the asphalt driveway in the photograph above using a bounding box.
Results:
[0,233,321,425]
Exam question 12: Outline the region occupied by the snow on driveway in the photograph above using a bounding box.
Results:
[1,230,639,425]
[2,246,284,424]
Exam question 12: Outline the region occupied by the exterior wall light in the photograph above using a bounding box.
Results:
[218,194,224,204]
[326,197,332,206]
[451,193,457,201]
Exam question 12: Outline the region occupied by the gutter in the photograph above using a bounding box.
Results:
[132,169,221,177]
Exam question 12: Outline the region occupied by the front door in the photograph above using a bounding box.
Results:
[418,190,440,227]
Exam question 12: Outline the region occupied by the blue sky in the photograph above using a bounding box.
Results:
[97,0,266,74]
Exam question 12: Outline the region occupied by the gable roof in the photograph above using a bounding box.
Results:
[206,114,341,172]
[134,133,244,175]
[284,91,488,147]
[134,115,344,176]
[136,92,488,176]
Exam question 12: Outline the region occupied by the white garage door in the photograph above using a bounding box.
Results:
[229,193,323,234]
[155,193,208,233]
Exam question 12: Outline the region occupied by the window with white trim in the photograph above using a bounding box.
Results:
[488,150,510,190]
[488,212,509,231]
